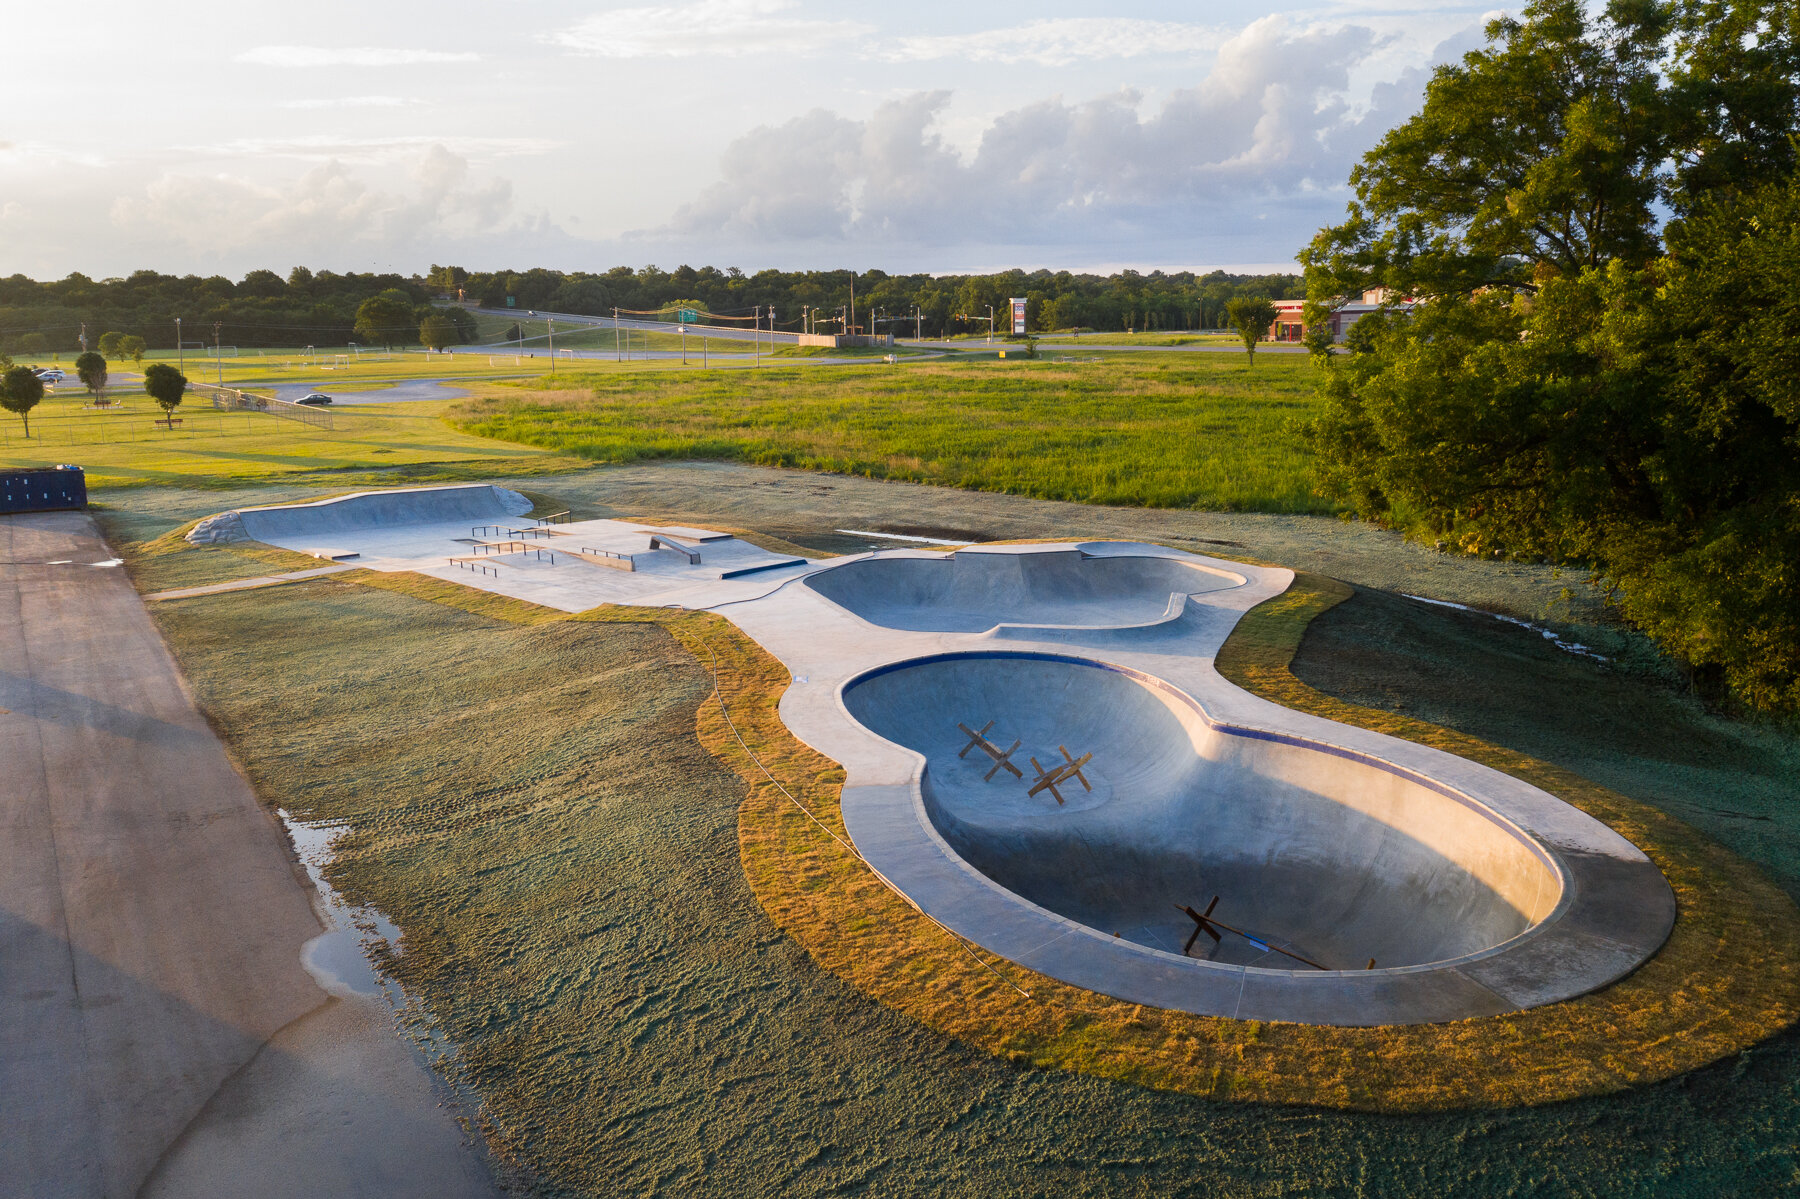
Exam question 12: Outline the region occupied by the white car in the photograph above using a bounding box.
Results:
[35,368,66,383]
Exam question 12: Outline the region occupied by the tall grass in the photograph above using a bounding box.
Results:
[449,355,1331,512]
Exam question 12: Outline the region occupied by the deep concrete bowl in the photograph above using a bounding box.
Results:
[802,548,1244,634]
[838,651,1675,1024]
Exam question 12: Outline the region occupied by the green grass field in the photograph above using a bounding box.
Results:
[0,391,566,489]
[450,353,1330,512]
[1034,330,1242,346]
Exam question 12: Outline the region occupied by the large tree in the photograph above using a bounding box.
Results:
[353,289,421,350]
[419,313,458,351]
[1301,0,1800,711]
[1,365,45,436]
[1303,0,1799,305]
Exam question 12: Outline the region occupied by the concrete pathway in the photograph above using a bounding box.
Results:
[144,563,358,602]
[0,512,496,1199]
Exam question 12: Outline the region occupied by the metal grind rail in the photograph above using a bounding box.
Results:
[471,524,553,539]
[448,557,501,577]
[536,510,573,525]
[470,540,559,563]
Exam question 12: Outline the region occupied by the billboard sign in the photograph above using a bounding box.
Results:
[1010,297,1027,334]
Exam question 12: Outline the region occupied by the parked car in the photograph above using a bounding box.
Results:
[35,368,66,383]
[295,392,333,406]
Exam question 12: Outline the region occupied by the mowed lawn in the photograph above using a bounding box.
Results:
[0,391,564,489]
[451,352,1330,512]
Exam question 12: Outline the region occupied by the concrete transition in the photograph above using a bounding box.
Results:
[187,483,533,545]
[181,489,1676,1027]
[803,550,1242,633]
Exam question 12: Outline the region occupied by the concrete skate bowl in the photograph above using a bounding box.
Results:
[802,549,1243,633]
[186,484,532,545]
[840,652,1674,1025]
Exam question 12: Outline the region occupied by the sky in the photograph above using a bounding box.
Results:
[0,1,1500,280]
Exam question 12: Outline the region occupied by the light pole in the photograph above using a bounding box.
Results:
[548,317,555,372]
[614,308,622,362]
[175,317,182,376]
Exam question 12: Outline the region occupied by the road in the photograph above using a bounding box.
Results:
[0,511,496,1198]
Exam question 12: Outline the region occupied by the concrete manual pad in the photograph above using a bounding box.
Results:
[1,512,495,1198]
[193,487,1675,1026]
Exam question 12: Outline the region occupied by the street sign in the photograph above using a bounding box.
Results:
[679,308,699,323]
[1010,297,1027,334]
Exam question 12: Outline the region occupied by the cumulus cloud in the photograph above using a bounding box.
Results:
[657,17,1422,255]
[553,0,870,58]
[108,146,518,256]
[174,134,559,165]
[885,18,1228,67]
[235,46,479,67]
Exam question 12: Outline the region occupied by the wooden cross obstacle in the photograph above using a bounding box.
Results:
[956,721,1023,780]
[1027,746,1093,805]
[1176,896,1366,971]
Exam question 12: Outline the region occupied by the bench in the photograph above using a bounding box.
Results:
[153,417,184,429]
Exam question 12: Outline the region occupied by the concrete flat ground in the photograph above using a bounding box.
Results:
[0,511,495,1199]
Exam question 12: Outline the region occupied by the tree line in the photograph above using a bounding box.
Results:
[1303,0,1800,714]
[0,267,435,354]
[429,264,1300,337]
[0,263,1303,353]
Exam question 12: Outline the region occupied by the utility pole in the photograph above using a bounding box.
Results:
[214,321,223,384]
[614,308,622,362]
[548,317,555,372]
[175,317,182,376]
[849,270,855,341]
[987,304,994,345]
[79,322,87,353]
[915,305,922,341]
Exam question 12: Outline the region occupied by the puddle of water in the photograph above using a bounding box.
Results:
[280,809,403,1000]
[1402,593,1610,661]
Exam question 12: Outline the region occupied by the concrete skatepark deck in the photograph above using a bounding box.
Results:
[181,487,1676,1026]
[1,511,495,1198]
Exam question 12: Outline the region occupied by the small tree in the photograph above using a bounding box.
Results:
[75,351,108,402]
[1,365,45,436]
[143,362,187,419]
[1225,297,1278,361]
[1302,319,1337,366]
[17,332,46,356]
[118,335,146,366]
[419,313,457,351]
[98,331,124,358]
